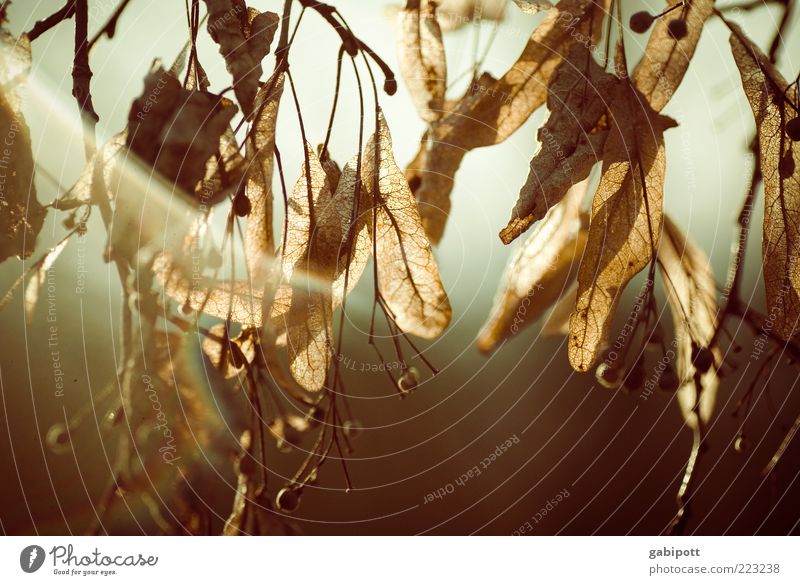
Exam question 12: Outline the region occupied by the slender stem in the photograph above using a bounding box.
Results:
[27,0,76,41]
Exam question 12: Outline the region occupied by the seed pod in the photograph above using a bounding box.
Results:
[275,486,301,513]
[629,11,654,33]
[691,343,715,373]
[233,192,252,217]
[596,362,623,389]
[786,118,800,141]
[667,18,688,40]
[397,366,420,394]
[46,423,71,454]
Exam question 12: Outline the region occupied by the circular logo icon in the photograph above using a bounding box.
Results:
[20,545,46,573]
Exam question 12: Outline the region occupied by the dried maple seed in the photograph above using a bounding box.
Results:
[691,344,714,373]
[630,11,655,33]
[275,486,301,513]
[398,366,420,393]
[46,423,71,454]
[595,362,622,389]
[667,18,688,40]
[233,193,252,217]
[786,118,800,141]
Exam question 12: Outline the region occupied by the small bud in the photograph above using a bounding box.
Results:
[629,11,655,33]
[233,193,251,217]
[786,118,800,141]
[46,423,71,454]
[596,362,623,389]
[734,435,748,454]
[667,18,688,40]
[275,486,302,513]
[691,344,714,373]
[623,360,645,391]
[383,77,398,96]
[398,367,420,394]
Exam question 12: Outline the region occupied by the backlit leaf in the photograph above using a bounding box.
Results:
[409,0,608,243]
[397,0,447,122]
[366,113,451,338]
[658,216,719,429]
[730,28,800,340]
[0,32,45,262]
[633,0,715,112]
[568,78,677,372]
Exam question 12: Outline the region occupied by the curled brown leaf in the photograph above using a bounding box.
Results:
[500,45,614,244]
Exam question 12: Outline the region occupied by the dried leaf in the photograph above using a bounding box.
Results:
[633,0,714,112]
[23,237,69,323]
[410,0,607,243]
[512,0,552,14]
[243,9,279,65]
[568,80,677,372]
[0,32,45,262]
[126,63,237,198]
[203,0,263,116]
[283,145,337,391]
[397,0,447,122]
[730,28,800,340]
[201,324,256,378]
[541,282,577,337]
[658,216,718,429]
[154,254,264,326]
[500,45,614,244]
[366,113,451,338]
[245,73,284,283]
[57,132,126,209]
[478,181,588,353]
